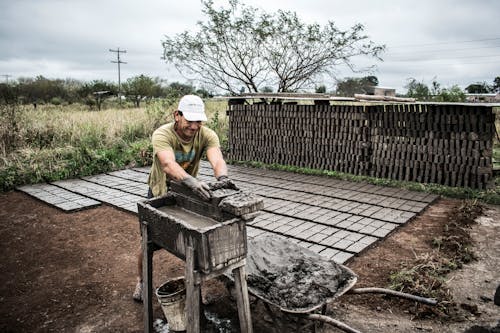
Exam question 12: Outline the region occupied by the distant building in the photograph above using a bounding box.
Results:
[465,93,500,103]
[365,86,396,97]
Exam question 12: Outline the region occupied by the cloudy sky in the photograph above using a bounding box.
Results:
[1,0,499,93]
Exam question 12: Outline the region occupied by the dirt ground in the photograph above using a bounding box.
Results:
[0,190,499,333]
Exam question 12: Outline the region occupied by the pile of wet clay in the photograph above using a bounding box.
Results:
[245,235,357,312]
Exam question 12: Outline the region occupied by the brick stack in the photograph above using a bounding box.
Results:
[227,102,495,189]
[369,103,495,189]
[227,103,371,175]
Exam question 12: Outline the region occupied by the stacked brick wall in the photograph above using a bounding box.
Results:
[227,102,495,189]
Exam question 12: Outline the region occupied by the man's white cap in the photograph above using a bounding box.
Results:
[178,95,207,122]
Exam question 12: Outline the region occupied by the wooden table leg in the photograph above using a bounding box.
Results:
[141,222,153,333]
[233,265,253,333]
[185,245,200,333]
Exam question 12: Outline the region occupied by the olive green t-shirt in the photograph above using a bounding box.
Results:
[147,122,220,197]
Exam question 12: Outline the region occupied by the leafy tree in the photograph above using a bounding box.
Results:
[405,78,430,101]
[434,85,465,102]
[335,76,378,96]
[0,83,19,104]
[315,85,327,93]
[78,80,117,110]
[163,82,196,98]
[17,76,68,105]
[465,82,493,94]
[78,80,116,98]
[123,75,161,107]
[492,76,500,93]
[162,0,384,94]
[195,87,213,98]
[364,75,379,87]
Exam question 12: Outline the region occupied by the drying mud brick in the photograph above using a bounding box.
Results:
[227,102,496,189]
[218,192,264,217]
[170,179,264,219]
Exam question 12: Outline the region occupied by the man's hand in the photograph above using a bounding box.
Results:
[217,175,239,190]
[181,175,211,201]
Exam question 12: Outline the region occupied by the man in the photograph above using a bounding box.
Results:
[133,94,236,302]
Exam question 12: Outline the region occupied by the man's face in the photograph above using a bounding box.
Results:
[175,111,203,140]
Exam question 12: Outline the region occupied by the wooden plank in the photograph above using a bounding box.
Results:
[141,222,154,333]
[185,244,200,333]
[233,265,253,333]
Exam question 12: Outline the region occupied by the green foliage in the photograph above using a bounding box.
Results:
[388,200,483,317]
[0,99,229,192]
[206,108,228,153]
[465,81,493,94]
[494,76,500,93]
[123,75,161,107]
[0,103,23,155]
[405,78,431,100]
[0,142,153,192]
[315,85,327,93]
[145,98,177,129]
[162,0,384,94]
[335,76,379,96]
[434,85,466,102]
[406,79,466,102]
[0,83,19,104]
[0,104,157,192]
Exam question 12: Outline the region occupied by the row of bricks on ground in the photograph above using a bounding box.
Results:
[17,185,101,211]
[108,170,149,182]
[248,213,395,246]
[223,167,435,202]
[251,186,425,215]
[82,180,145,194]
[53,181,143,207]
[253,194,416,223]
[223,164,436,202]
[222,175,428,211]
[246,228,354,263]
[20,184,139,213]
[199,171,431,215]
[83,175,147,193]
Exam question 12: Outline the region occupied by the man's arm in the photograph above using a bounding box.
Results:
[206,146,228,178]
[156,149,211,200]
[206,147,239,190]
[156,149,189,181]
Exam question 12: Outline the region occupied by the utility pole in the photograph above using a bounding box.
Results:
[109,48,127,106]
[1,74,12,84]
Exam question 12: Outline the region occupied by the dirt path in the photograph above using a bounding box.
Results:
[0,191,498,332]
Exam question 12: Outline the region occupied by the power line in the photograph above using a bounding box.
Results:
[389,37,500,48]
[1,74,12,84]
[109,47,127,105]
[388,54,500,62]
[387,44,500,57]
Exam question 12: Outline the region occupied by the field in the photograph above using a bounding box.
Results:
[0,100,499,332]
[0,100,229,192]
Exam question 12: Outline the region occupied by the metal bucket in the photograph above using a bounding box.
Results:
[156,277,186,331]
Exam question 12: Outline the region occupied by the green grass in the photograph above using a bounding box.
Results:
[0,99,228,192]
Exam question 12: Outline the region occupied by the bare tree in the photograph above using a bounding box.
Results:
[162,0,385,94]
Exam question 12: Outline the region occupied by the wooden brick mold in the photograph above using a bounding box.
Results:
[137,182,264,274]
[227,102,495,189]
